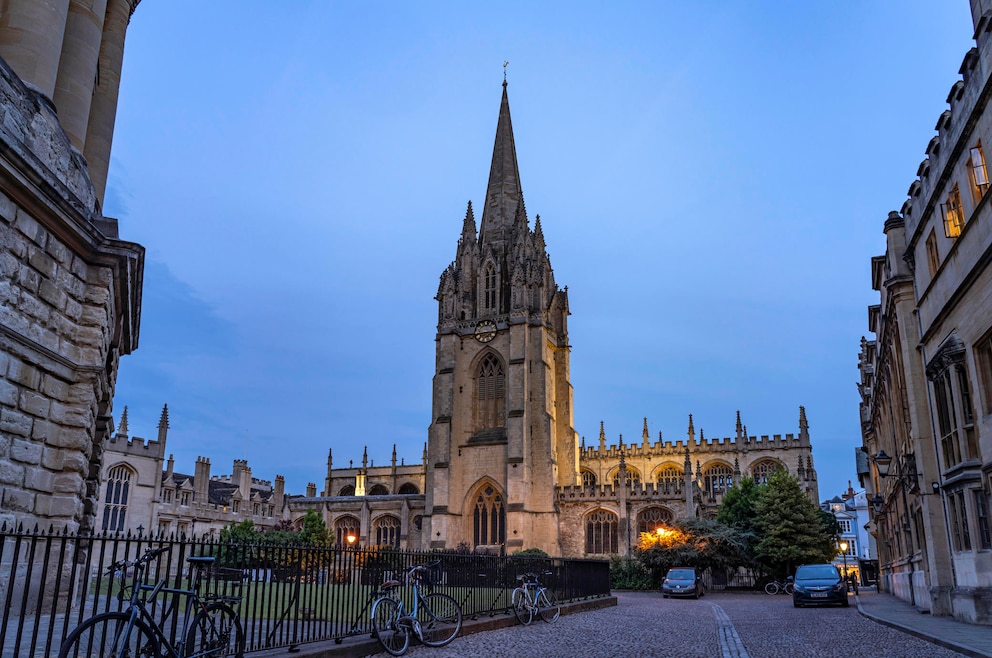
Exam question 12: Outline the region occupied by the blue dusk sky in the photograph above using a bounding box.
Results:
[106,2,975,499]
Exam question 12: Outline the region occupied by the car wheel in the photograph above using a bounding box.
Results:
[662,594,668,599]
[793,601,801,608]
[841,598,850,608]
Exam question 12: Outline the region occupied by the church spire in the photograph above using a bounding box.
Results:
[479,80,523,242]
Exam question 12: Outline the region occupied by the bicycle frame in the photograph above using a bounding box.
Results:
[110,554,232,658]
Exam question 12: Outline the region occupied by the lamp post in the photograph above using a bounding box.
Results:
[839,541,849,592]
[873,450,917,606]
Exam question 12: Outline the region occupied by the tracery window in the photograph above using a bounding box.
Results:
[476,353,506,430]
[581,470,597,488]
[334,515,361,548]
[585,510,618,555]
[102,465,133,532]
[374,515,401,547]
[398,482,420,495]
[703,463,733,495]
[751,460,781,485]
[368,484,389,496]
[655,466,682,493]
[612,468,641,488]
[636,507,673,535]
[339,485,356,496]
[473,485,505,547]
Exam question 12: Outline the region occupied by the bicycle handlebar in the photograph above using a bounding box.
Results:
[105,545,170,575]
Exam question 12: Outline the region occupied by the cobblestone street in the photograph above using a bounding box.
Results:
[395,592,967,658]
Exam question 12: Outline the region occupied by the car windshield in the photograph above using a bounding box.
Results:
[795,565,839,580]
[667,569,695,579]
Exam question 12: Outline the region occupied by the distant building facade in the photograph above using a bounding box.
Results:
[858,1,992,625]
[0,0,144,534]
[98,406,287,539]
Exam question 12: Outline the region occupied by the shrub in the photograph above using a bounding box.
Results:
[609,555,653,590]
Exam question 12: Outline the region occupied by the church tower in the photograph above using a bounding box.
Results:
[424,81,578,556]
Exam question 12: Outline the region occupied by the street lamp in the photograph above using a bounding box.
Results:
[873,449,918,606]
[839,541,849,590]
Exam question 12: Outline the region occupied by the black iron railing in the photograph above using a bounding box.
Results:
[0,523,611,656]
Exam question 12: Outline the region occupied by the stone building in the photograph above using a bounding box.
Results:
[858,0,992,625]
[94,81,820,559]
[97,405,288,539]
[0,0,144,534]
[294,82,819,558]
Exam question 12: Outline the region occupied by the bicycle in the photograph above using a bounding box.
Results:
[58,546,245,658]
[763,578,795,595]
[510,571,560,625]
[371,560,463,656]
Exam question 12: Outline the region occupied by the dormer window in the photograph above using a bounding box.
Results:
[969,142,989,202]
[942,185,965,238]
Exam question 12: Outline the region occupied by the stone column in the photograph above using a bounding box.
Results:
[0,0,70,98]
[83,0,138,207]
[52,0,106,150]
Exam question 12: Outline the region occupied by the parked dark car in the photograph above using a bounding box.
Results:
[792,564,849,608]
[661,567,704,599]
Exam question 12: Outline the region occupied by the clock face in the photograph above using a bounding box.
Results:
[475,321,497,343]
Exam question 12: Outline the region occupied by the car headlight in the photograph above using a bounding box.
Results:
[793,585,806,594]
[832,583,846,592]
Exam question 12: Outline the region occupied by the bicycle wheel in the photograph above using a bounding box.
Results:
[763,582,779,595]
[418,593,462,647]
[58,611,160,658]
[372,597,409,656]
[185,602,245,658]
[784,583,795,595]
[536,588,560,623]
[511,588,533,626]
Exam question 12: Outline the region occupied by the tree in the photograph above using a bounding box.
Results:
[635,518,753,585]
[716,476,763,536]
[753,471,834,577]
[299,509,333,547]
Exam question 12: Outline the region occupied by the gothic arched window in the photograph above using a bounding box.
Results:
[483,263,497,312]
[334,515,361,548]
[636,507,674,535]
[585,510,618,555]
[368,484,389,496]
[751,460,781,485]
[473,485,505,547]
[338,485,355,496]
[476,353,506,430]
[703,463,734,495]
[581,470,597,488]
[655,465,683,494]
[102,465,133,532]
[374,515,401,547]
[398,482,420,495]
[612,467,641,488]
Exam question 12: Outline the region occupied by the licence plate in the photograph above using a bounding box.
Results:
[811,592,827,598]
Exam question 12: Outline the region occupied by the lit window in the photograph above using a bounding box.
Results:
[942,185,965,238]
[969,142,989,201]
[926,230,940,276]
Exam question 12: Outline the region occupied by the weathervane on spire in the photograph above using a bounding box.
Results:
[503,60,509,83]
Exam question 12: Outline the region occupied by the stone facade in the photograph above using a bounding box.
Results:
[0,0,144,534]
[97,405,289,538]
[858,0,992,625]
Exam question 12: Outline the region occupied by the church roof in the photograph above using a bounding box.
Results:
[479,81,523,241]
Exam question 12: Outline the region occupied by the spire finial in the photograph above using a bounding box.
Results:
[118,406,129,438]
[503,60,509,84]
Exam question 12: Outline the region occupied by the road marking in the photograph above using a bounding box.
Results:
[710,602,750,658]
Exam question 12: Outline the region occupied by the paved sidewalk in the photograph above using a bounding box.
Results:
[855,589,992,658]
